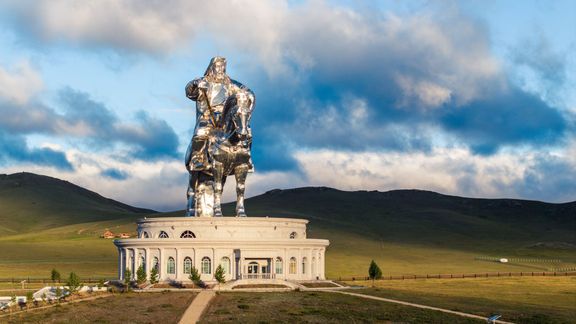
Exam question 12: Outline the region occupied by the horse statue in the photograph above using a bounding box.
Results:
[185,89,253,217]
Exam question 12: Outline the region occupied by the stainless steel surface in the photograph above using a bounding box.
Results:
[185,57,255,217]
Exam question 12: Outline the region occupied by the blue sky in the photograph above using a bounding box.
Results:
[0,0,574,210]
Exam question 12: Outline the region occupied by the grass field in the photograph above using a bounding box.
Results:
[350,276,576,323]
[3,291,196,324]
[200,291,483,323]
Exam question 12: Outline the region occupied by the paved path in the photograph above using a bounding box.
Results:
[178,290,216,324]
[324,290,514,324]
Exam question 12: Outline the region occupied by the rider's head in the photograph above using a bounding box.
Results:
[205,56,227,81]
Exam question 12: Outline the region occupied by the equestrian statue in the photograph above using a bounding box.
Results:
[184,57,255,217]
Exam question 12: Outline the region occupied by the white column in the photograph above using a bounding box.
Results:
[320,249,325,280]
[159,248,164,282]
[118,248,123,280]
[175,248,180,280]
[145,248,150,282]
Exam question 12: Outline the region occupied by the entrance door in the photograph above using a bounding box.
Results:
[248,262,258,277]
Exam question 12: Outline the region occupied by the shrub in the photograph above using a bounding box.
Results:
[368,260,383,283]
[150,267,159,284]
[26,291,34,306]
[136,265,147,285]
[214,265,226,284]
[188,266,202,287]
[66,272,81,293]
[51,269,61,283]
[124,269,132,291]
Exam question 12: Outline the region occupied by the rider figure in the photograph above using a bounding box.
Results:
[185,56,255,172]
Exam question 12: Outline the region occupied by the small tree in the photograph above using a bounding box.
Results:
[66,272,81,294]
[10,294,16,313]
[214,265,226,284]
[368,260,382,286]
[136,265,147,285]
[55,287,62,303]
[150,267,159,284]
[188,266,201,287]
[26,291,34,307]
[51,269,61,283]
[124,269,132,291]
[41,292,47,305]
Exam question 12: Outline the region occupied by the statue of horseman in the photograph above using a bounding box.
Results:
[185,57,255,217]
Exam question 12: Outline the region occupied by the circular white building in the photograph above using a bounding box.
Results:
[114,217,330,283]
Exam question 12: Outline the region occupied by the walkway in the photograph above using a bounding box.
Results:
[323,290,514,324]
[178,290,216,324]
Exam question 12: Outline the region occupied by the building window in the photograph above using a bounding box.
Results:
[289,232,297,239]
[289,257,297,274]
[302,257,307,274]
[153,257,159,271]
[183,257,193,274]
[143,231,149,238]
[180,230,196,238]
[275,257,283,274]
[201,257,211,274]
[167,257,175,274]
[158,231,169,238]
[220,257,230,274]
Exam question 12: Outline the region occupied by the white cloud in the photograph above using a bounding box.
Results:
[293,145,575,202]
[0,60,43,104]
[2,1,505,107]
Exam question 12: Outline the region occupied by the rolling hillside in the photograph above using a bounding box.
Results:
[0,172,574,278]
[0,172,155,235]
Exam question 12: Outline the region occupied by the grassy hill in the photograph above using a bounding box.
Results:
[0,172,155,235]
[0,173,574,278]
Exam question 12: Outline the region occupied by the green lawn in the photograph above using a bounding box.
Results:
[350,276,576,324]
[201,291,483,323]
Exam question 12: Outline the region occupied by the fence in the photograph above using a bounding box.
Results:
[0,278,113,284]
[332,271,576,282]
[474,256,563,263]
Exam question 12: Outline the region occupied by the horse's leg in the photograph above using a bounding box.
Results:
[213,161,224,217]
[185,172,198,217]
[234,165,249,217]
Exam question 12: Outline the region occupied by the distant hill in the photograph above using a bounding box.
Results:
[0,172,155,235]
[217,187,576,249]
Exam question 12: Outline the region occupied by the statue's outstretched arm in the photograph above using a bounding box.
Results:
[185,78,204,101]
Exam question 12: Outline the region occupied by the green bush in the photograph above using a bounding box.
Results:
[150,267,159,284]
[368,260,382,280]
[214,265,226,284]
[51,268,61,283]
[66,272,81,293]
[136,265,147,284]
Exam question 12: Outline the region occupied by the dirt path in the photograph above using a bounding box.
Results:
[323,290,514,324]
[178,290,215,324]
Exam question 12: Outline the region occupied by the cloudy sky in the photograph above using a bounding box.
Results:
[0,0,574,210]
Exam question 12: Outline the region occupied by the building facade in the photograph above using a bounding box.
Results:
[114,217,330,283]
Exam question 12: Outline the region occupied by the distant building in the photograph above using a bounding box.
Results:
[117,233,131,239]
[101,230,115,239]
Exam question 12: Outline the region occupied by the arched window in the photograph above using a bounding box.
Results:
[302,257,307,274]
[289,257,297,274]
[220,257,230,274]
[289,232,297,239]
[180,230,196,238]
[143,231,149,238]
[152,257,159,271]
[167,257,175,274]
[183,257,193,274]
[275,257,283,274]
[158,231,169,238]
[201,257,211,274]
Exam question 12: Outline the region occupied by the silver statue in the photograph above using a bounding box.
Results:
[185,57,255,217]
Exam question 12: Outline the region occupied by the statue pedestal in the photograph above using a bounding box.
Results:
[114,217,329,283]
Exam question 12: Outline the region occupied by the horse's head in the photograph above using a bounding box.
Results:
[230,90,252,140]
